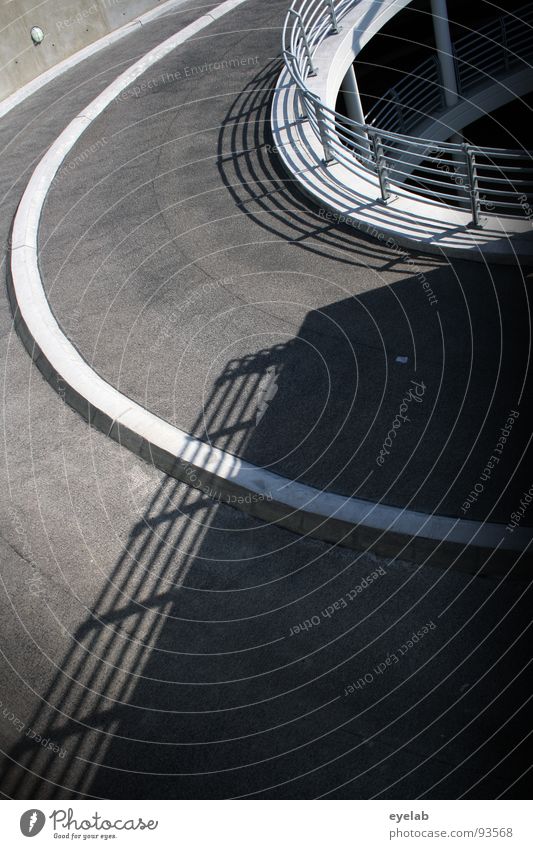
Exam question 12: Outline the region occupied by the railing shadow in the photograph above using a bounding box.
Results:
[216,58,446,273]
[1,290,532,798]
[2,38,532,803]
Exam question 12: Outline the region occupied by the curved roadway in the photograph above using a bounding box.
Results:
[36,1,533,527]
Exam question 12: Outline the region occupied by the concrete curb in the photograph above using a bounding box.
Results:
[6,0,532,574]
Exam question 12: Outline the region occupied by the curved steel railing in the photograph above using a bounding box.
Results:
[367,4,533,135]
[282,0,533,225]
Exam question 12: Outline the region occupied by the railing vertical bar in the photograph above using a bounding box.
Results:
[369,130,391,202]
[297,88,309,121]
[390,88,406,133]
[324,0,340,33]
[464,144,482,227]
[315,101,335,164]
[289,9,318,76]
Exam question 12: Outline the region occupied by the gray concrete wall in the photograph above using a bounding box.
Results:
[0,0,167,101]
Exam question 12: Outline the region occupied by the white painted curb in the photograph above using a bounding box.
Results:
[7,0,532,570]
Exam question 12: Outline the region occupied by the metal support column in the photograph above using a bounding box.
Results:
[343,64,365,124]
[342,64,370,155]
[431,0,459,107]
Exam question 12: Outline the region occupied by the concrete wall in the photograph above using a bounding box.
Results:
[0,0,167,101]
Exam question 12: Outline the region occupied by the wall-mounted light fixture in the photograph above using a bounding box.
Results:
[30,26,45,46]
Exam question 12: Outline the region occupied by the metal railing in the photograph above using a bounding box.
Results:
[367,5,533,135]
[282,0,533,224]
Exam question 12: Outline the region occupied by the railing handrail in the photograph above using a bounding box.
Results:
[282,0,533,223]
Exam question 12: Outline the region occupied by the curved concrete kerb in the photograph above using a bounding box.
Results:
[7,0,533,571]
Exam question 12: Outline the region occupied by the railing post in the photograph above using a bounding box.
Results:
[289,10,317,76]
[434,58,446,109]
[296,87,308,122]
[324,0,340,34]
[390,88,406,133]
[315,101,335,165]
[453,46,463,96]
[463,143,482,227]
[500,17,510,72]
[369,130,391,202]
